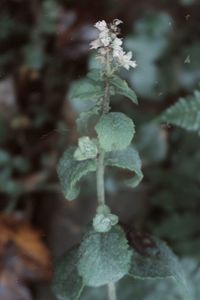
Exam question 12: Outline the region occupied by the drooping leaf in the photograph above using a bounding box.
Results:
[69,78,104,102]
[129,236,187,291]
[158,91,200,134]
[105,147,143,188]
[78,225,132,287]
[95,112,135,152]
[111,75,138,104]
[52,247,84,300]
[57,147,96,200]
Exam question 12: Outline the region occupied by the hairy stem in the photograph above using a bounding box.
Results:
[107,282,117,300]
[96,150,105,204]
[96,51,117,299]
[96,51,111,205]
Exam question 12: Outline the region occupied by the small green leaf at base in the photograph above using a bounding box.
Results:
[57,147,96,200]
[105,147,143,188]
[95,112,135,152]
[77,225,132,287]
[52,247,84,300]
[111,75,138,104]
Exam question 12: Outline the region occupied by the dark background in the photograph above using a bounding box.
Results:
[0,0,200,299]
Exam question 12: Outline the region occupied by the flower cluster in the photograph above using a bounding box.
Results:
[90,19,137,70]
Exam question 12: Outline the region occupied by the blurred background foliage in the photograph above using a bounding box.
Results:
[0,0,200,299]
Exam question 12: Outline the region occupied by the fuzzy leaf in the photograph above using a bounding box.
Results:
[57,147,96,200]
[111,75,138,104]
[129,237,187,290]
[158,91,200,134]
[74,137,98,161]
[69,78,104,102]
[87,70,103,82]
[95,112,135,152]
[52,247,84,300]
[105,147,143,188]
[78,225,132,287]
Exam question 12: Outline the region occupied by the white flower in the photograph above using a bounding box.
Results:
[113,19,123,26]
[94,20,108,32]
[90,38,102,49]
[112,37,122,48]
[115,51,137,70]
[99,31,111,47]
[90,19,137,70]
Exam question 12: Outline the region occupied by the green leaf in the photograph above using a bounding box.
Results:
[158,91,200,134]
[74,137,98,161]
[78,225,132,287]
[111,75,138,104]
[69,78,104,102]
[95,112,135,152]
[93,205,119,233]
[87,70,103,82]
[52,247,84,300]
[129,237,187,290]
[57,147,96,200]
[105,147,143,188]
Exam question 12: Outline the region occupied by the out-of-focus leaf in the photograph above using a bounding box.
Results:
[135,123,168,164]
[158,91,200,134]
[40,0,60,34]
[76,107,100,135]
[24,42,44,70]
[0,214,52,280]
[125,12,172,100]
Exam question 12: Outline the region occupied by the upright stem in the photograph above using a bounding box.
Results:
[96,150,105,205]
[107,282,117,300]
[96,51,111,205]
[96,51,117,299]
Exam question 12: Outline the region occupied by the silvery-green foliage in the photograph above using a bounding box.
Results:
[69,78,104,102]
[77,225,132,287]
[105,147,143,188]
[57,147,96,200]
[93,205,118,233]
[52,247,84,300]
[95,112,135,152]
[158,90,200,134]
[110,75,138,104]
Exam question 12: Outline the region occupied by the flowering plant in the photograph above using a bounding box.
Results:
[52,20,188,300]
